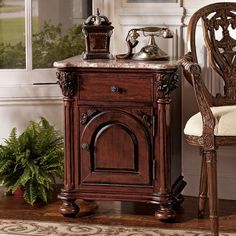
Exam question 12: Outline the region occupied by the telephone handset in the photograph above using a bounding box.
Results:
[116,27,173,61]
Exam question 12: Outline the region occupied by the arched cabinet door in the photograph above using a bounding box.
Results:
[80,108,152,186]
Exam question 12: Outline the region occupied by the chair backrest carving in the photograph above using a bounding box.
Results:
[187,2,236,103]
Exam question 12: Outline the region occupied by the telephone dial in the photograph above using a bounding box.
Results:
[116,27,173,61]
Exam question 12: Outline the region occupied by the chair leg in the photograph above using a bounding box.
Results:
[205,150,219,236]
[198,149,208,218]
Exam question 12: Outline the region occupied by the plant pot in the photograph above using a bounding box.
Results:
[14,187,24,198]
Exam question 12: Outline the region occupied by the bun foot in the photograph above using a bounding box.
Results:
[155,205,176,222]
[60,199,80,217]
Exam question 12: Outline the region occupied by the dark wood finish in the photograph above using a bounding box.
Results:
[198,150,208,218]
[1,190,236,234]
[82,9,113,60]
[79,73,152,102]
[179,3,236,236]
[80,108,151,185]
[55,58,185,221]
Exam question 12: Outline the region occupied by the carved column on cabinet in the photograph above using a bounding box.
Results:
[154,71,178,221]
[56,71,79,217]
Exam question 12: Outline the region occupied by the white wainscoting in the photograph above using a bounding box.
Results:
[0,82,63,143]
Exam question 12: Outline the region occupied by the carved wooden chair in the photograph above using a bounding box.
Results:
[179,2,236,236]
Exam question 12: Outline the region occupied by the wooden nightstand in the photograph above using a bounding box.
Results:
[54,56,186,220]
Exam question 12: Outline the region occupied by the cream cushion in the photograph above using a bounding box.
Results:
[184,105,236,136]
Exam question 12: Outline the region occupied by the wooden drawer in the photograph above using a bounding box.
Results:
[79,73,152,102]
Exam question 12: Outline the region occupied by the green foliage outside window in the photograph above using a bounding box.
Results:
[0,22,85,69]
[0,42,25,68]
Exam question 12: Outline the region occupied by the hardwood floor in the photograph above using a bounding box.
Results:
[0,190,236,233]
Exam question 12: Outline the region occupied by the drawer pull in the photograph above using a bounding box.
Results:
[81,143,90,151]
[111,86,120,93]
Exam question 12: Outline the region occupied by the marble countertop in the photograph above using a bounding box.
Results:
[54,55,179,70]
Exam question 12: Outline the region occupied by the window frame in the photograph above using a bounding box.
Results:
[0,0,93,84]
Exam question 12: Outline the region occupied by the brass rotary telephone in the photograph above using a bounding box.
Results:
[116,27,173,61]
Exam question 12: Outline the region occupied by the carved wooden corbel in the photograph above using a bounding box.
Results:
[56,71,77,97]
[155,71,179,98]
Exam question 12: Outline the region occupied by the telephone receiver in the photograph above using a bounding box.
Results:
[116,27,173,61]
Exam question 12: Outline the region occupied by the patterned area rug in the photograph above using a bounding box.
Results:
[0,219,235,236]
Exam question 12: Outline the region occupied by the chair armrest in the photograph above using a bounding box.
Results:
[178,52,201,85]
[179,52,215,144]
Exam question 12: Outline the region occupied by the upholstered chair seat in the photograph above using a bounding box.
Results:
[184,105,236,136]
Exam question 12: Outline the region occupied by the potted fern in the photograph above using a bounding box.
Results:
[0,117,64,205]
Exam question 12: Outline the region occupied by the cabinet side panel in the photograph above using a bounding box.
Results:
[170,78,182,185]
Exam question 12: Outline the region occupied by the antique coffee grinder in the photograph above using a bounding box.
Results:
[82,9,114,59]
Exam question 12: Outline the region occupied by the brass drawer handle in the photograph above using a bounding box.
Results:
[111,86,120,93]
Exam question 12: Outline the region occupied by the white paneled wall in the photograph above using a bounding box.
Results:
[0,99,63,143]
[0,70,62,142]
[115,7,183,60]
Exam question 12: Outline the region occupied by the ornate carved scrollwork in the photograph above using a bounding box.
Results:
[205,150,217,164]
[185,135,204,146]
[201,7,236,100]
[155,71,179,98]
[179,52,201,77]
[56,71,77,97]
[203,8,236,52]
[202,133,215,150]
[136,111,152,128]
[81,110,99,125]
[179,52,216,150]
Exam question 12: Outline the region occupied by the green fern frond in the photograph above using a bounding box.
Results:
[40,116,51,129]
[24,180,38,205]
[4,128,18,147]
[14,166,32,189]
[26,162,39,177]
[36,175,49,188]
[4,173,22,193]
[38,184,49,203]
[0,117,64,205]
[0,160,13,173]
